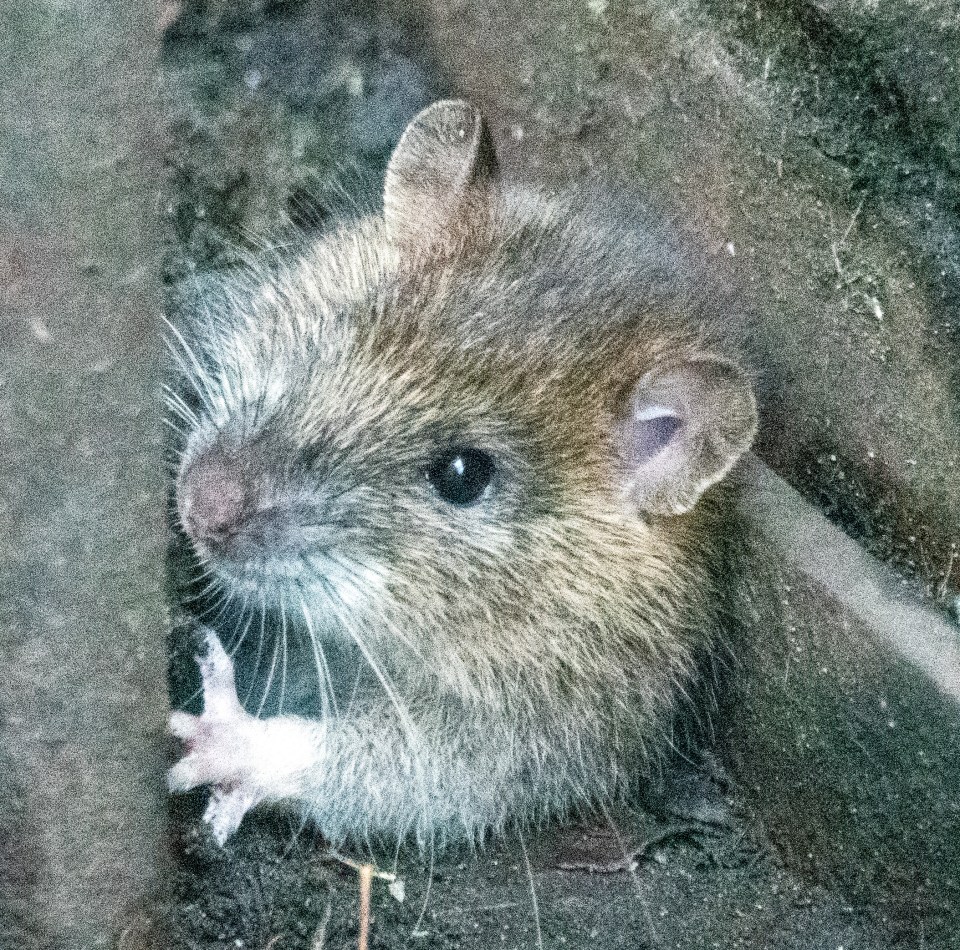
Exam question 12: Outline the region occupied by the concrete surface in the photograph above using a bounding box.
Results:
[0,2,169,947]
[726,458,960,942]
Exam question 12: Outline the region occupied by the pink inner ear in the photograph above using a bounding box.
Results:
[629,414,683,465]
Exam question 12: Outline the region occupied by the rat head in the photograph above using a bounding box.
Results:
[170,101,757,703]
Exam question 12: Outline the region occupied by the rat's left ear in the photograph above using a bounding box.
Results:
[618,355,757,517]
[384,99,499,249]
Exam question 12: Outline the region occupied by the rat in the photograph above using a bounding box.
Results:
[166,99,758,848]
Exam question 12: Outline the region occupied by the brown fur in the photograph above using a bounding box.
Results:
[167,101,756,845]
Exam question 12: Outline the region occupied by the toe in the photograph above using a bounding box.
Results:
[204,787,258,845]
[169,710,200,741]
[196,628,242,718]
[167,754,204,793]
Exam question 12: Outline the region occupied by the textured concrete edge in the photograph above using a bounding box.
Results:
[725,456,960,939]
[740,455,960,702]
[0,1,170,947]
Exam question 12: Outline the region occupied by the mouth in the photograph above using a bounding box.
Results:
[190,541,313,598]
[187,532,384,618]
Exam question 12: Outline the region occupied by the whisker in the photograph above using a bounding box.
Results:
[200,583,238,630]
[278,598,289,715]
[241,592,269,709]
[410,834,436,940]
[162,385,201,427]
[323,550,421,658]
[162,315,219,411]
[297,587,339,720]
[517,831,544,950]
[225,591,253,654]
[322,585,437,841]
[179,573,221,607]
[257,601,282,717]
[162,416,190,438]
[343,660,364,720]
[331,600,417,744]
[597,799,659,946]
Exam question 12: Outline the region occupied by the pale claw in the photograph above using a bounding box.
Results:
[196,627,243,719]
[203,788,259,846]
[168,709,200,743]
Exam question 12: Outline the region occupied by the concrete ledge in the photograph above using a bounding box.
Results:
[724,458,960,942]
[0,2,169,946]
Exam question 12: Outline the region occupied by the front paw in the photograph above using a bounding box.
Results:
[168,628,320,844]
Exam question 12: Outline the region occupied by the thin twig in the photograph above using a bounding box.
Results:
[324,849,404,949]
[358,863,373,950]
[325,849,398,884]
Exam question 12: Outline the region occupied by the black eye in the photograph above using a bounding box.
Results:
[426,448,496,506]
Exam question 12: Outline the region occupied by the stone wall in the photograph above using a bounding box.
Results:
[0,2,169,946]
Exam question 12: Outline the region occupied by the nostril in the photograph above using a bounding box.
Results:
[180,451,250,546]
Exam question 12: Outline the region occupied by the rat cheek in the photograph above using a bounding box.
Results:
[303,553,391,616]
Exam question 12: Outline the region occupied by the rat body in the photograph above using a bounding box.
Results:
[167,101,757,846]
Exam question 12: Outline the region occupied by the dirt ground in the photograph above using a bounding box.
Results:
[160,1,958,947]
[166,789,889,950]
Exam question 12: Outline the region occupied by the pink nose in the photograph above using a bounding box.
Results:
[179,449,250,547]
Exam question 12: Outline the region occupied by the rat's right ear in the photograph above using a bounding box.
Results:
[384,99,499,250]
[617,355,758,517]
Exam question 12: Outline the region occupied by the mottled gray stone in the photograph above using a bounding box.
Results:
[0,1,169,946]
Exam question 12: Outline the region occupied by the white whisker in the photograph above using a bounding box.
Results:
[162,384,200,427]
[257,601,282,717]
[162,416,190,438]
[321,584,438,841]
[225,591,253,654]
[518,831,543,950]
[162,315,218,412]
[597,799,659,945]
[297,590,339,720]
[278,598,289,715]
[241,593,269,709]
[410,834,436,940]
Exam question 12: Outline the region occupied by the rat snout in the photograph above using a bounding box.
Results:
[179,447,253,550]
